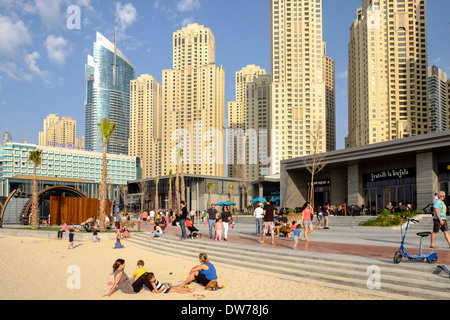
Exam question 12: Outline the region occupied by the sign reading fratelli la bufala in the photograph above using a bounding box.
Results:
[364,167,416,183]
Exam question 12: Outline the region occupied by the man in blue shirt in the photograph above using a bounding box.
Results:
[431,191,450,249]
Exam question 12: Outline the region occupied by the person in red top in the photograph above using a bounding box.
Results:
[301,202,313,242]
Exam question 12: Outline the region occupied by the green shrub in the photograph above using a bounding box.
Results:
[360,211,417,227]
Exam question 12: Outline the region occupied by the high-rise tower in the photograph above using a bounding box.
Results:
[159,23,226,177]
[129,74,162,179]
[270,0,327,174]
[85,31,135,155]
[348,0,428,147]
[427,66,448,132]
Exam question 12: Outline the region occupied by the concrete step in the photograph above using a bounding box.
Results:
[125,232,450,300]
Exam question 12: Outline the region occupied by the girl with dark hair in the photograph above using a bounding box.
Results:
[221,205,232,241]
[104,259,154,296]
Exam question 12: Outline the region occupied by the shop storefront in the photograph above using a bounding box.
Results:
[281,131,450,213]
[363,168,416,213]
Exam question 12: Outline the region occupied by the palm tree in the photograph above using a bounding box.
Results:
[177,148,185,202]
[168,170,173,211]
[28,150,43,230]
[154,176,159,214]
[228,182,235,210]
[207,182,214,208]
[98,117,117,232]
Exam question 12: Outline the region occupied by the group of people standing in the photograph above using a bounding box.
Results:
[253,199,332,246]
[205,203,233,241]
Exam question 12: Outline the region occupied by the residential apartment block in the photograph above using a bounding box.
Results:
[38,114,85,150]
[129,74,162,179]
[159,23,226,177]
[348,0,428,147]
[271,0,328,174]
[427,65,448,132]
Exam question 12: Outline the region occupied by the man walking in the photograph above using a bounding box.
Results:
[207,204,218,239]
[431,191,450,249]
[258,198,277,245]
[178,201,188,240]
[254,202,264,237]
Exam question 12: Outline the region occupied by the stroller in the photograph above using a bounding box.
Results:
[186,218,202,239]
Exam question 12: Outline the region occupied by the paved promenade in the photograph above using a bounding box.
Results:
[140,215,450,265]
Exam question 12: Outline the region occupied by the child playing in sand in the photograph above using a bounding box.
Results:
[147,272,195,294]
[114,238,125,249]
[68,229,75,249]
[215,218,223,241]
[92,231,100,242]
[292,224,304,250]
[122,227,130,238]
[133,260,147,281]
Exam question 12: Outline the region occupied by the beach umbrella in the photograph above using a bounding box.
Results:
[270,196,280,203]
[224,201,236,206]
[250,197,266,203]
[215,202,225,206]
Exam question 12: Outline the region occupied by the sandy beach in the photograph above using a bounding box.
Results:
[0,234,387,301]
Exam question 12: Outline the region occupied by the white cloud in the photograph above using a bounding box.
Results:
[181,16,196,27]
[337,71,348,79]
[177,0,201,12]
[115,2,138,36]
[25,51,49,81]
[0,61,32,83]
[35,0,64,30]
[45,35,71,66]
[0,15,32,57]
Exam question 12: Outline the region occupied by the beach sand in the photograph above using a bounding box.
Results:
[0,235,385,300]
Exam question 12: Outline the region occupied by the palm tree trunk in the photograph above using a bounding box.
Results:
[175,169,180,213]
[99,141,107,232]
[31,168,39,230]
[155,179,159,214]
[180,165,185,202]
[168,180,172,211]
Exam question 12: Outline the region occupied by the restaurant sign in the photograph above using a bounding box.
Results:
[364,167,415,183]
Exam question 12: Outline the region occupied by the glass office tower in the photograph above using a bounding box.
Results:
[85,32,135,155]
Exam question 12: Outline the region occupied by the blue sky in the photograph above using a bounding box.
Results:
[0,0,449,151]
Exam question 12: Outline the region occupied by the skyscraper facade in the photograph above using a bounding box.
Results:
[348,0,428,148]
[38,114,85,149]
[129,74,162,179]
[246,73,273,180]
[447,80,450,130]
[85,32,135,155]
[427,66,448,132]
[323,42,336,152]
[159,23,226,177]
[271,0,327,175]
[228,65,267,179]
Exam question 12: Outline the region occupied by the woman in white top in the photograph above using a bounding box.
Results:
[148,224,163,240]
[254,203,264,237]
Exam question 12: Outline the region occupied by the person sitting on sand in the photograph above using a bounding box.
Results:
[133,260,147,281]
[122,227,130,239]
[177,253,218,290]
[104,259,154,296]
[114,238,124,249]
[147,272,195,294]
[92,231,100,242]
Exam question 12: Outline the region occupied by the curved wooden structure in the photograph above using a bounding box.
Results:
[0,189,18,226]
[23,186,88,218]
